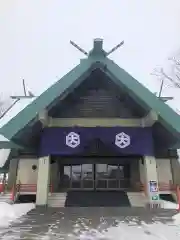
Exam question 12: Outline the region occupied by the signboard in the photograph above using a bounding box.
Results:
[149,181,158,193]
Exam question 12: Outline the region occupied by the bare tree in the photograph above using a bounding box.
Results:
[0,97,16,119]
[152,53,180,89]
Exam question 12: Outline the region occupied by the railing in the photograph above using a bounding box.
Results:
[134,181,180,211]
[95,178,130,190]
[0,182,8,193]
[61,178,130,190]
[135,181,177,192]
[15,183,53,194]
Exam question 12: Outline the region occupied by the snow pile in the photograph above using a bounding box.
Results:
[102,222,180,240]
[0,202,35,227]
[173,212,180,225]
[71,221,180,240]
[162,200,178,209]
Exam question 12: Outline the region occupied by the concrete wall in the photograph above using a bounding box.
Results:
[139,157,174,190]
[171,158,180,185]
[130,159,140,187]
[139,159,145,184]
[7,158,19,189]
[15,158,59,189]
[156,159,172,184]
[16,158,38,184]
[36,156,50,206]
[50,161,59,192]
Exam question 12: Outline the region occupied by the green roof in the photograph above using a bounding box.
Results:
[0,39,180,145]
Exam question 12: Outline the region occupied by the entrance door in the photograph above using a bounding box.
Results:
[95,164,130,190]
[61,163,130,191]
[81,164,94,190]
[61,164,94,190]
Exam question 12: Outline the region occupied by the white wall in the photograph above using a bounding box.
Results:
[156,159,172,184]
[16,158,38,184]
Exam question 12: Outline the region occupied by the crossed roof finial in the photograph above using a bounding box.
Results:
[70,38,124,57]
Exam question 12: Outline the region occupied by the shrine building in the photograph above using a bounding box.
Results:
[0,39,180,207]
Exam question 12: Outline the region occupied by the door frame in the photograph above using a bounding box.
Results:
[61,163,130,191]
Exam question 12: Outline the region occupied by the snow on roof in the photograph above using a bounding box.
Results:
[0,134,9,142]
[0,97,36,128]
[0,97,15,117]
[0,134,10,167]
[0,149,11,167]
[0,98,36,168]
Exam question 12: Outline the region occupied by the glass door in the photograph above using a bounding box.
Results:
[81,164,94,190]
[71,165,82,189]
[95,164,108,190]
[107,164,120,189]
[95,164,130,190]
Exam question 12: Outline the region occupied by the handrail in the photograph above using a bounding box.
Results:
[136,181,177,192]
[16,183,53,193]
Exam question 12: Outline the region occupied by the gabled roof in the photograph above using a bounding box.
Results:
[0,39,180,145]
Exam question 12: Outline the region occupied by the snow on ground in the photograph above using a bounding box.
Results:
[162,200,179,209]
[71,210,180,240]
[0,202,35,228]
[101,222,180,240]
[173,212,180,225]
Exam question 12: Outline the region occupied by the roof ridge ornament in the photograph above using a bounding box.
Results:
[70,39,124,58]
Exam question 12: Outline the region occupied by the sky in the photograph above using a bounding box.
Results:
[0,0,180,110]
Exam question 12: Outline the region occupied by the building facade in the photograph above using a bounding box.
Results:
[1,39,180,207]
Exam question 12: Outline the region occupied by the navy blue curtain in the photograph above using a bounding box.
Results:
[39,127,154,157]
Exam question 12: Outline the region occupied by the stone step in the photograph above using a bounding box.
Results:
[127,192,147,207]
[0,193,12,203]
[48,193,67,207]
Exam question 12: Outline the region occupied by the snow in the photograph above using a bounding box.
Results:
[68,213,180,240]
[0,98,36,167]
[0,97,15,117]
[0,202,35,228]
[162,201,179,209]
[101,222,180,240]
[0,134,11,168]
[0,149,11,167]
[0,134,9,142]
[173,212,180,225]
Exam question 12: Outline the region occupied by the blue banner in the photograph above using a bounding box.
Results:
[39,127,154,157]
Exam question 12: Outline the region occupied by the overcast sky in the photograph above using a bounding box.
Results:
[0,0,180,110]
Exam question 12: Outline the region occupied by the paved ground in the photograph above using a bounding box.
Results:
[0,207,178,239]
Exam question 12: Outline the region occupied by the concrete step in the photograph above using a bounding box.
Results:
[127,192,147,207]
[0,193,11,203]
[48,193,67,207]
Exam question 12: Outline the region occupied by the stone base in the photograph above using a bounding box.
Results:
[146,201,163,209]
[35,204,48,209]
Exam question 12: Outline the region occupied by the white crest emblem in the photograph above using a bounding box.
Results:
[115,132,130,149]
[66,132,80,148]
